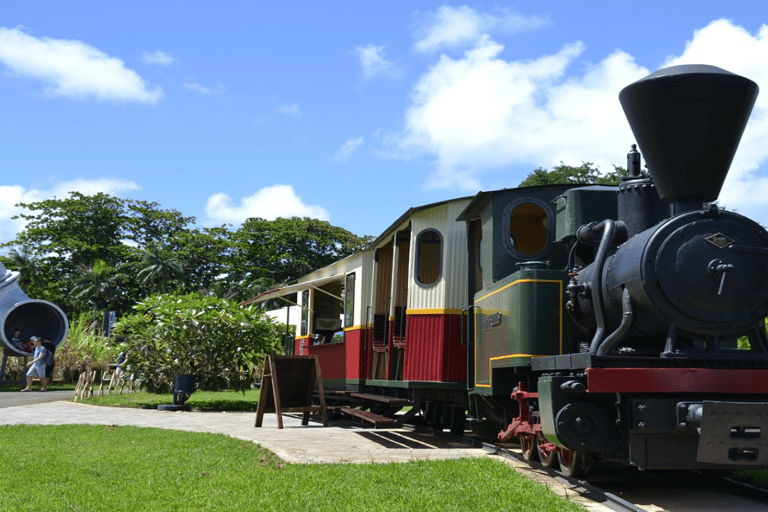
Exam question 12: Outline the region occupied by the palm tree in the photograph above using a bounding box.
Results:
[136,244,184,293]
[70,259,122,314]
[6,245,41,290]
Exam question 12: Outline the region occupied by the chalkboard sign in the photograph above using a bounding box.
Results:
[255,355,328,428]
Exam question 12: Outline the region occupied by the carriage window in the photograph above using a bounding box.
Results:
[416,229,442,286]
[509,202,548,256]
[300,289,309,336]
[344,273,355,327]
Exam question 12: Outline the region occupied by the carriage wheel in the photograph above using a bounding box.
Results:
[519,434,537,461]
[557,448,590,478]
[536,433,558,468]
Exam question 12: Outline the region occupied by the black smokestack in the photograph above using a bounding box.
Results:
[619,64,758,204]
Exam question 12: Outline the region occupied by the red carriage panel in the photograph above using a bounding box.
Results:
[304,341,346,380]
[403,312,466,382]
[344,327,369,380]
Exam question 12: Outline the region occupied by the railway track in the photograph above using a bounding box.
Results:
[425,428,768,512]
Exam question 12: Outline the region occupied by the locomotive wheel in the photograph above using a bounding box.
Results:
[519,434,537,461]
[536,433,558,468]
[557,449,590,478]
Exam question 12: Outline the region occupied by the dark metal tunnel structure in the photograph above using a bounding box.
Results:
[0,262,69,356]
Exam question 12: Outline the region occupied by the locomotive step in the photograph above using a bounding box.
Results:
[339,407,397,428]
[348,393,410,406]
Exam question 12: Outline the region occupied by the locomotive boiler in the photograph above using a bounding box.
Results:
[570,65,767,356]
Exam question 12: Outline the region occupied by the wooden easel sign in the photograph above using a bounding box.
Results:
[255,355,328,428]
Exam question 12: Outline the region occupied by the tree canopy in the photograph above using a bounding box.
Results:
[232,216,370,288]
[3,193,370,316]
[519,163,626,187]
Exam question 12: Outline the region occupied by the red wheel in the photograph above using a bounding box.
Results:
[519,434,537,461]
[536,433,558,468]
[557,448,590,478]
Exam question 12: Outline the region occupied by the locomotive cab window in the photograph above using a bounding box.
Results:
[503,200,550,258]
[415,229,442,286]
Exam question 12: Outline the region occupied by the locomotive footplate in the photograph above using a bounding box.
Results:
[697,401,768,465]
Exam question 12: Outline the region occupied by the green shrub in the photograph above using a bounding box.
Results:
[54,311,122,382]
[112,293,282,392]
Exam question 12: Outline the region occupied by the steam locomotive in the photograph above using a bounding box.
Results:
[254,64,768,477]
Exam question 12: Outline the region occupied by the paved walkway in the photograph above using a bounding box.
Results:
[0,397,489,464]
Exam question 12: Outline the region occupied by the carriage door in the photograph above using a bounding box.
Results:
[392,229,410,380]
[370,242,392,379]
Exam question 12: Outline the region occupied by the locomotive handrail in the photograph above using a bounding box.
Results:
[460,305,478,348]
[398,287,407,341]
[578,219,627,356]
[596,287,635,357]
[365,306,371,348]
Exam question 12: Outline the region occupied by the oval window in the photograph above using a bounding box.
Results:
[509,202,548,256]
[416,229,442,286]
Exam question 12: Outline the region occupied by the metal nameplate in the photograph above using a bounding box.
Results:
[705,233,735,249]
[482,312,503,331]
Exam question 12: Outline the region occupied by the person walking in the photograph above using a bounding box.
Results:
[41,338,56,390]
[21,337,49,392]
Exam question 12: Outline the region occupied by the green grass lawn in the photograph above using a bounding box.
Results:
[0,425,584,512]
[22,386,768,503]
[82,388,262,411]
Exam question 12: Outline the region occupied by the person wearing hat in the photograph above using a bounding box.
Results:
[21,337,49,392]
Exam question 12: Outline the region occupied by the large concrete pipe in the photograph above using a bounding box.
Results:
[0,262,69,355]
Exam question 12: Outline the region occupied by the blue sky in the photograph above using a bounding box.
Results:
[1,2,767,242]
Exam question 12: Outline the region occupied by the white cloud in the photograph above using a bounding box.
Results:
[0,178,141,242]
[413,5,549,53]
[204,185,330,226]
[354,45,400,80]
[659,19,768,223]
[49,177,141,198]
[183,81,226,95]
[334,137,364,162]
[275,104,301,118]
[393,16,768,230]
[141,50,176,65]
[394,36,644,190]
[0,27,163,104]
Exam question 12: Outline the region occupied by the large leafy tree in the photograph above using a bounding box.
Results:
[519,163,626,187]
[170,226,236,295]
[4,193,371,315]
[4,192,195,314]
[232,217,370,296]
